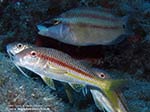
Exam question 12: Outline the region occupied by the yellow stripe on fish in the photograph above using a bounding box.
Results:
[7,42,128,112]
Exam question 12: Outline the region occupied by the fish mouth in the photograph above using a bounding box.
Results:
[6,44,14,57]
[37,25,48,33]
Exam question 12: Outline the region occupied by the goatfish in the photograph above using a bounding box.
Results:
[37,7,127,46]
[10,46,125,105]
[6,43,127,112]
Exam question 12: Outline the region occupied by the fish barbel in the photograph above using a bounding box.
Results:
[37,7,126,46]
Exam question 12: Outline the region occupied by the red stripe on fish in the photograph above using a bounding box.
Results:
[37,53,94,78]
[66,22,122,30]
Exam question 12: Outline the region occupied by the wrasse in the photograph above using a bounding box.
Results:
[6,43,127,112]
[37,7,126,46]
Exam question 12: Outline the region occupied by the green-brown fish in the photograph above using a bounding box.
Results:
[37,7,126,46]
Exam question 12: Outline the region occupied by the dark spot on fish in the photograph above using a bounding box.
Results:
[99,73,105,79]
[30,51,37,57]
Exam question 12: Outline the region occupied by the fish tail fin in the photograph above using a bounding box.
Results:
[96,79,128,112]
[91,88,129,112]
[104,90,129,112]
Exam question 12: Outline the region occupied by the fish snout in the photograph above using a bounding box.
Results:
[6,44,15,57]
[37,25,49,34]
[37,24,65,40]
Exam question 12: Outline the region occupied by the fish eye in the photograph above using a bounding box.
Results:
[30,51,37,57]
[52,19,61,25]
[99,73,105,79]
[42,19,61,27]
[17,43,23,48]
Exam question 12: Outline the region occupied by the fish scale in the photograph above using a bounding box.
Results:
[33,48,96,79]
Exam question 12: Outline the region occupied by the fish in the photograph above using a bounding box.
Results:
[7,43,128,112]
[90,68,129,112]
[6,42,127,112]
[11,46,123,91]
[37,7,126,46]
[10,46,125,106]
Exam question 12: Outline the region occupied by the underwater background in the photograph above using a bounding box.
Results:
[0,0,150,112]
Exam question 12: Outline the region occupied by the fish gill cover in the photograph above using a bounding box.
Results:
[0,0,150,112]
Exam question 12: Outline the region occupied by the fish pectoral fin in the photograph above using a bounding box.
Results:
[69,83,85,93]
[41,76,56,90]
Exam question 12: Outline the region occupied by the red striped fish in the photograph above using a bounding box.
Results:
[12,46,124,103]
[7,43,127,112]
[37,7,126,46]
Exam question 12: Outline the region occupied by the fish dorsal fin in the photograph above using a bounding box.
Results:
[78,60,93,68]
[41,76,56,90]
